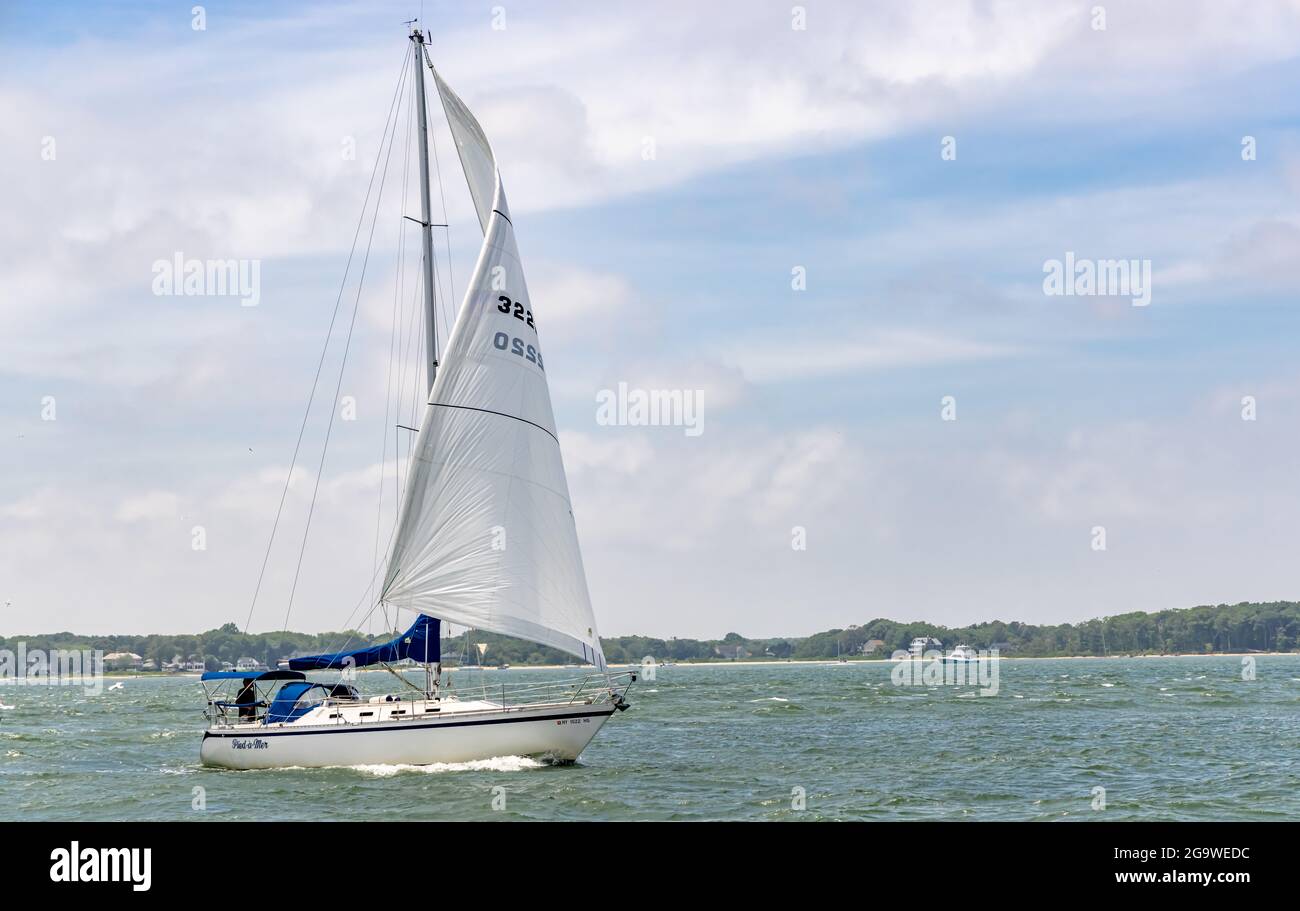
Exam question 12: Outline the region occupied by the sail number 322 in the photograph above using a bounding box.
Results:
[493,295,543,370]
[497,294,535,329]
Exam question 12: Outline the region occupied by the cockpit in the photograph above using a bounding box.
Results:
[201,670,359,727]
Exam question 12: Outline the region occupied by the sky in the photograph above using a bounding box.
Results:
[2,0,1300,640]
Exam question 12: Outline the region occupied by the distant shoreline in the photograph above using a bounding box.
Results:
[614,652,1297,669]
[86,650,1298,679]
[11,601,1299,669]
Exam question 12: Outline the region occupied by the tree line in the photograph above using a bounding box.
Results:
[5,601,1297,670]
[788,601,1300,659]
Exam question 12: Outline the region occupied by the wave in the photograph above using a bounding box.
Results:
[350,756,545,777]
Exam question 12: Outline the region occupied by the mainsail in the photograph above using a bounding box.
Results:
[380,58,605,669]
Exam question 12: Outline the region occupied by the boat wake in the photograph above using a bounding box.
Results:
[351,756,546,777]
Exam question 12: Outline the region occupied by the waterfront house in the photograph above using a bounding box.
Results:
[714,643,750,660]
[103,652,143,671]
[908,637,942,659]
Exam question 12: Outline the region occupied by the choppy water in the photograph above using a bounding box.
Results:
[2,657,1298,821]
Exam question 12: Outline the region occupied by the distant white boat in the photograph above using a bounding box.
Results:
[944,645,980,663]
[108,682,124,691]
[0,701,15,710]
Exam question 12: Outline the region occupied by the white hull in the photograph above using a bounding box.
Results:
[201,700,615,771]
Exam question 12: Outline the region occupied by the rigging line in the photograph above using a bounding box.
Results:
[371,58,417,634]
[385,56,418,632]
[310,525,421,660]
[382,662,426,693]
[395,70,418,506]
[423,44,458,354]
[393,271,412,510]
[396,151,426,503]
[330,434,413,644]
[282,54,409,635]
[392,146,423,518]
[402,260,424,465]
[313,525,402,663]
[411,269,426,441]
[437,232,455,347]
[395,260,424,506]
[242,44,413,636]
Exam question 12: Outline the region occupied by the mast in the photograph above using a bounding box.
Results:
[410,28,439,393]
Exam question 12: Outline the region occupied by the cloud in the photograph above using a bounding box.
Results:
[115,491,181,522]
[0,490,54,521]
[527,264,637,336]
[559,432,655,475]
[1158,209,1300,294]
[567,427,864,550]
[717,329,1022,382]
[4,1,1300,640]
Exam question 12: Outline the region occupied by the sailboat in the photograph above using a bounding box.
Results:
[199,28,634,771]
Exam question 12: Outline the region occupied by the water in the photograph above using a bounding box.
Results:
[3,657,1297,820]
